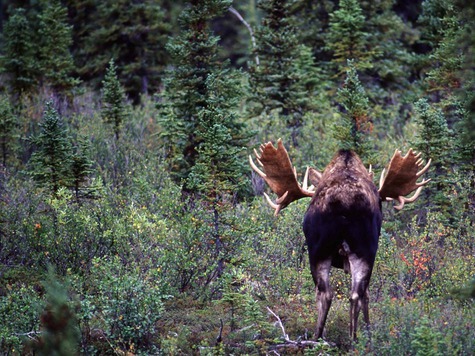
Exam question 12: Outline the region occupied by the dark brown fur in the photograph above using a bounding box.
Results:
[303,150,382,340]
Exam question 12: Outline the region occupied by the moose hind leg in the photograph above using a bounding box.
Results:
[348,255,372,340]
[313,258,333,340]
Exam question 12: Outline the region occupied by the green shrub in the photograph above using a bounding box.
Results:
[362,298,475,355]
[411,316,445,356]
[0,283,43,353]
[79,256,167,354]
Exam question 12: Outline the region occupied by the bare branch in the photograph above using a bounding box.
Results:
[228,7,259,66]
[14,330,42,341]
[266,306,331,351]
[267,306,290,342]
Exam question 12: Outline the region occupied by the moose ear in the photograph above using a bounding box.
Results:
[307,167,322,188]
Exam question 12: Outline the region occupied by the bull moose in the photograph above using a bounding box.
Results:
[250,139,431,340]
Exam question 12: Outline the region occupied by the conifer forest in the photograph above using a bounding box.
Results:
[1,0,474,354]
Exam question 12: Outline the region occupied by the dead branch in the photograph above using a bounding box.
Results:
[266,307,333,351]
[14,330,42,341]
[267,306,290,342]
[228,7,259,66]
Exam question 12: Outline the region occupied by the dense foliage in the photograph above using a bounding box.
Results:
[0,0,473,354]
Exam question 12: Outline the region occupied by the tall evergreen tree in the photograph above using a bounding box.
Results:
[412,98,452,214]
[360,0,415,90]
[69,0,170,102]
[0,95,16,167]
[292,0,335,61]
[456,0,475,146]
[37,0,78,93]
[418,0,454,46]
[29,101,73,195]
[70,137,95,202]
[160,0,248,196]
[325,0,372,74]
[419,0,474,164]
[412,99,450,170]
[0,7,37,96]
[186,70,248,197]
[333,61,374,162]
[160,0,250,284]
[420,1,461,98]
[101,60,128,141]
[249,0,317,146]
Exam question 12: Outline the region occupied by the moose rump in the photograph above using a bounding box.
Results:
[302,150,382,339]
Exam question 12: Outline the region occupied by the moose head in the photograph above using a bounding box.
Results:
[250,139,431,340]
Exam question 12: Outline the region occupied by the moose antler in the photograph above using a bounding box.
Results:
[249,139,316,215]
[379,148,431,210]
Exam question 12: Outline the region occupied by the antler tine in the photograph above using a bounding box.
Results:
[258,142,269,155]
[276,191,290,205]
[249,155,266,179]
[379,168,386,190]
[416,178,431,187]
[262,190,291,215]
[403,186,424,203]
[393,186,424,210]
[253,148,261,160]
[417,159,431,177]
[263,192,281,215]
[368,164,374,180]
[303,167,309,190]
[302,167,318,192]
[302,167,308,190]
[393,197,405,210]
[252,149,267,170]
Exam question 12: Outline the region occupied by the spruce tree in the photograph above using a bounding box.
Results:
[325,0,372,74]
[0,95,16,167]
[186,70,248,197]
[160,0,248,195]
[333,61,374,162]
[412,99,451,168]
[160,0,250,283]
[360,0,414,90]
[0,8,38,96]
[249,0,316,145]
[421,1,462,99]
[37,0,78,93]
[292,0,335,60]
[101,59,128,140]
[419,0,474,164]
[457,0,475,146]
[412,98,452,213]
[419,0,455,46]
[70,0,170,102]
[70,137,95,202]
[29,101,73,195]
